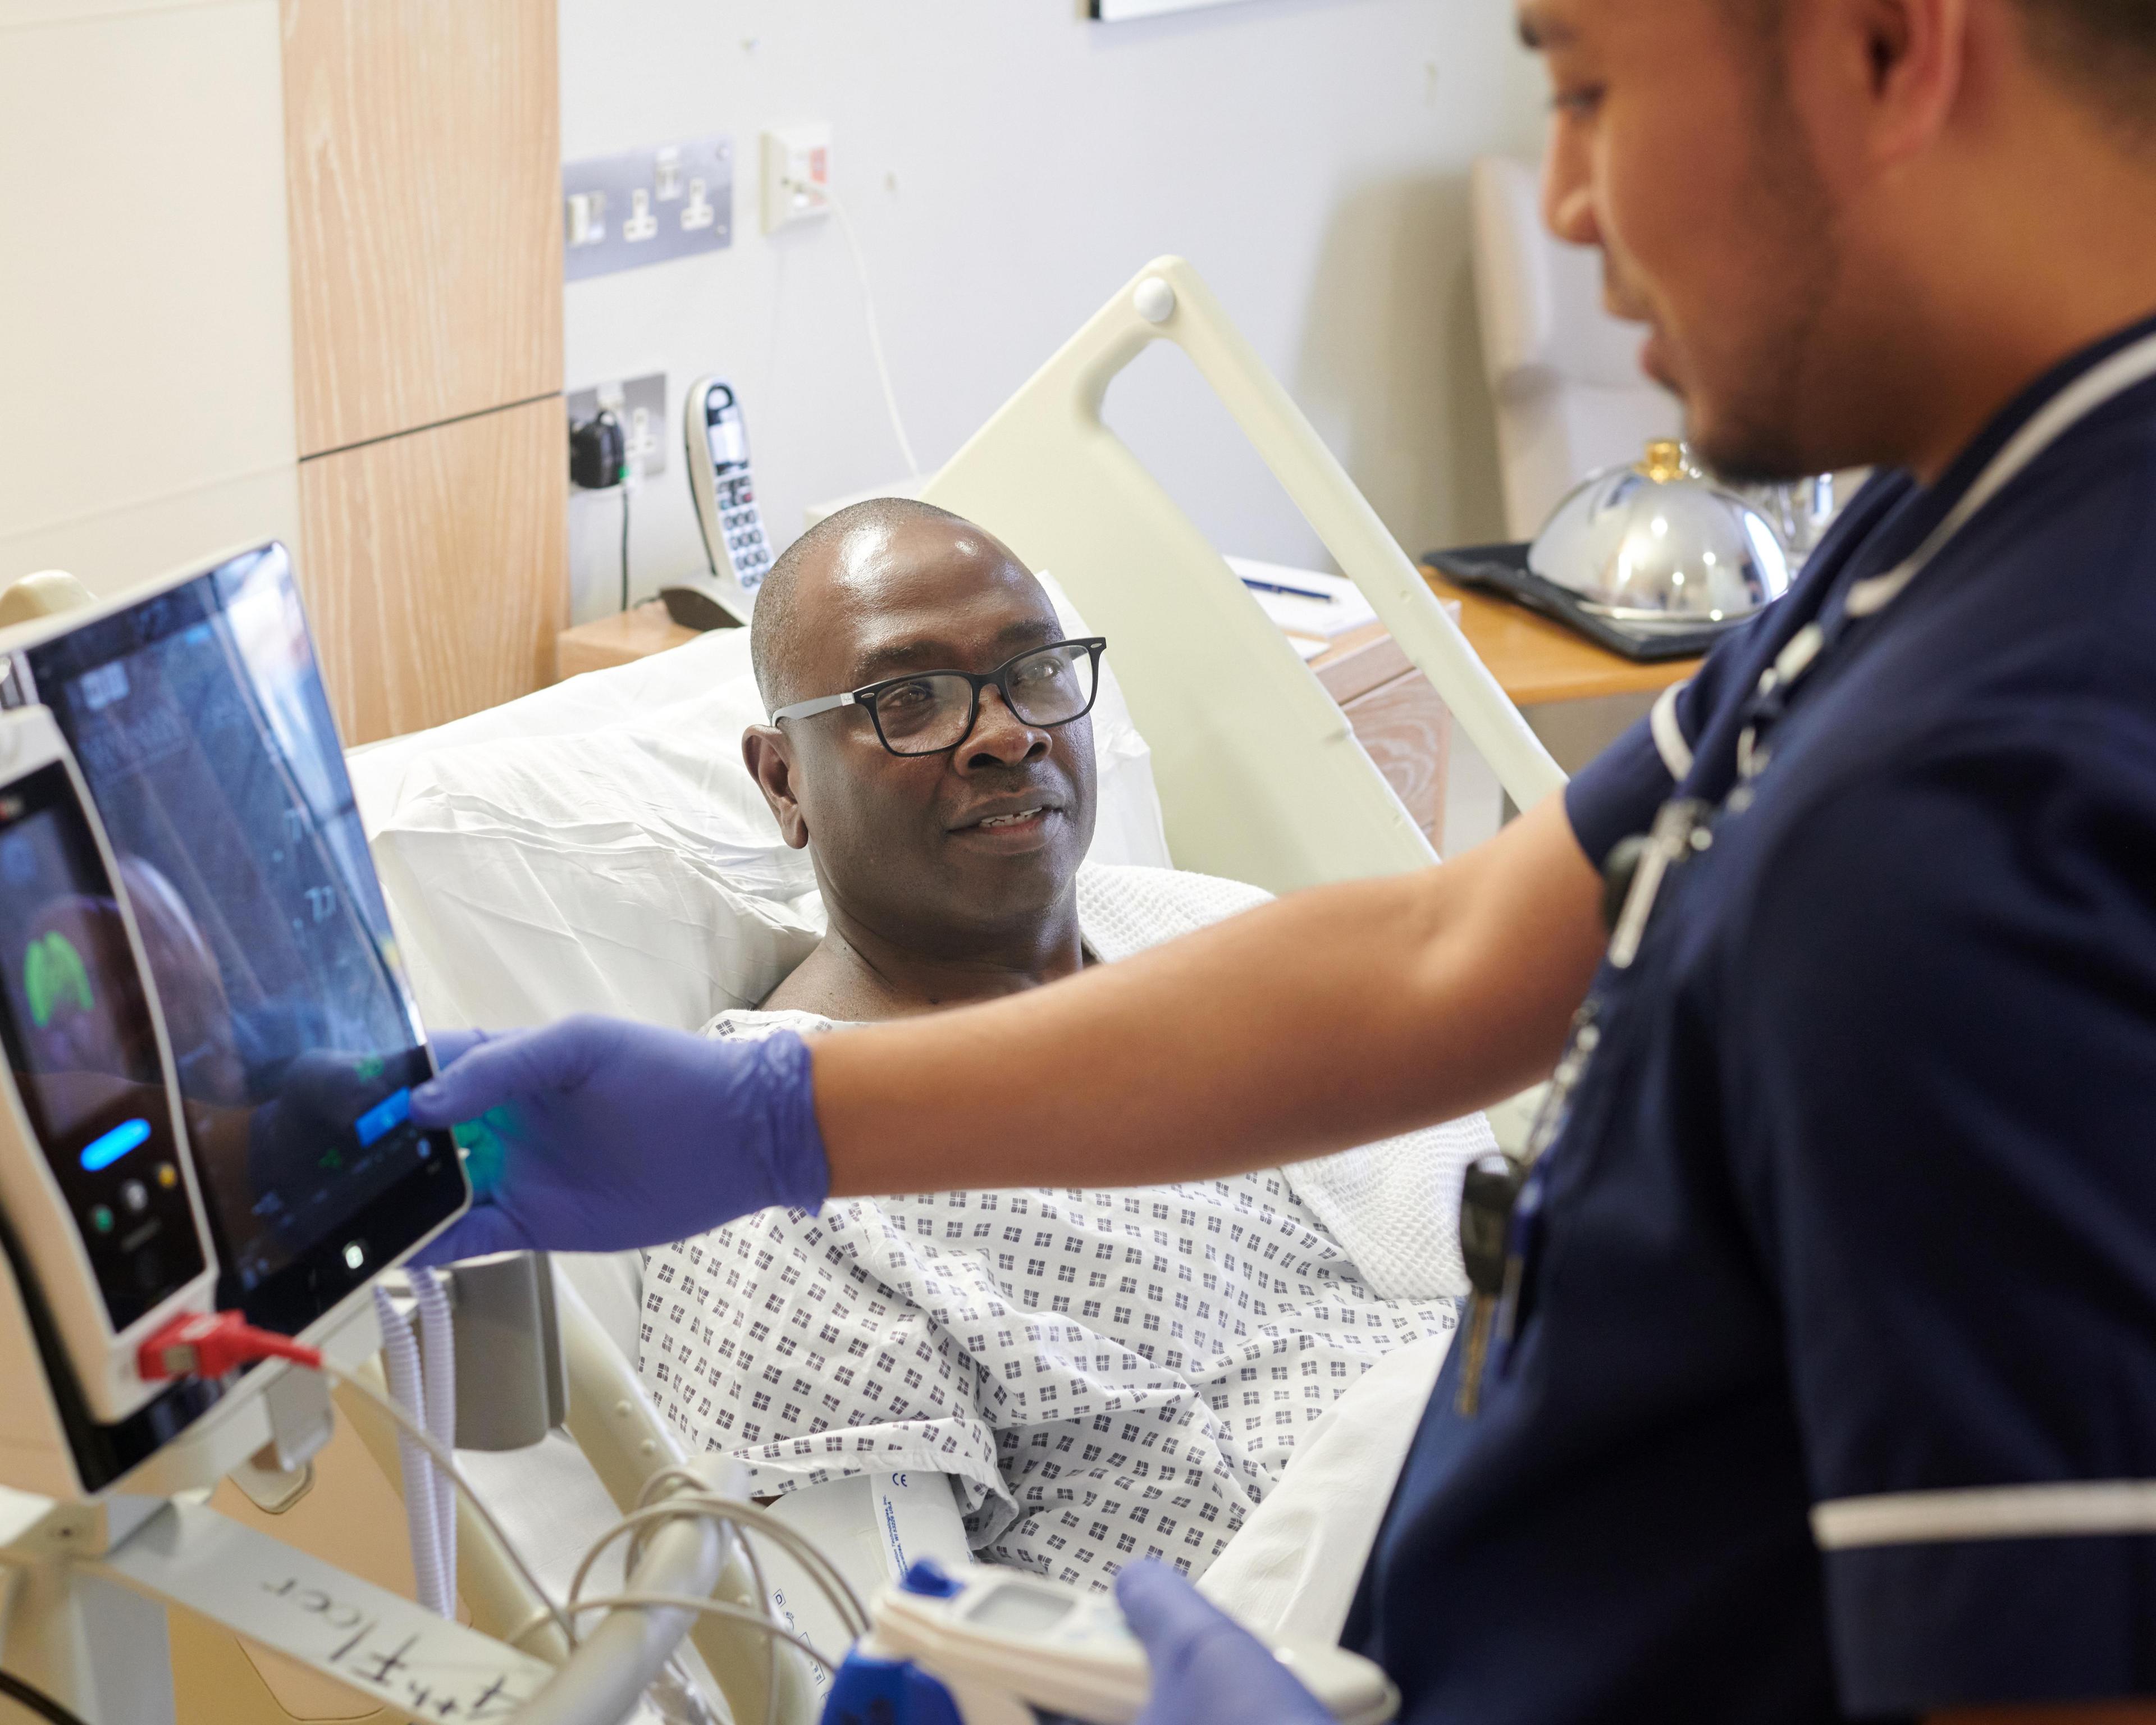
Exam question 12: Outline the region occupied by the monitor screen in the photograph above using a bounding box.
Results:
[22,544,463,1331]
[0,763,205,1332]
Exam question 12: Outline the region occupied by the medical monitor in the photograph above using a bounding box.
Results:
[7,542,464,1336]
[0,759,207,1338]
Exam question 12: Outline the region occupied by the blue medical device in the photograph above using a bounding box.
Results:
[823,1561,1397,1725]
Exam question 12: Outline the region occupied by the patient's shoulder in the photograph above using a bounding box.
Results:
[1075,864,1273,963]
[757,938,895,1020]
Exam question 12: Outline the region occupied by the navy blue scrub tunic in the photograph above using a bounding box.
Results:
[1344,314,2156,1722]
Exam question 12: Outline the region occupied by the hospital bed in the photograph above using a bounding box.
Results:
[211,257,1566,1725]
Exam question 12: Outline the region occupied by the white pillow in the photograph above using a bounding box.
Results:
[350,577,1169,1032]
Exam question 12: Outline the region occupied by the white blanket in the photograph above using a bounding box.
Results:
[639,864,1476,1592]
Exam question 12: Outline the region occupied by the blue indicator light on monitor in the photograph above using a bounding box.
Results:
[354,1087,412,1148]
[80,1117,151,1172]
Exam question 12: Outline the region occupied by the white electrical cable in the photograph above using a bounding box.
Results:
[496,1470,869,1725]
[408,1266,459,1606]
[800,177,922,479]
[319,1358,578,1649]
[331,1354,874,1701]
[631,1473,872,1636]
[570,1499,868,1640]
[563,1596,839,1676]
[609,1481,867,1725]
[372,1284,452,1617]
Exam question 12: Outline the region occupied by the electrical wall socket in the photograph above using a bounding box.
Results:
[761,124,831,234]
[566,373,667,479]
[563,135,733,282]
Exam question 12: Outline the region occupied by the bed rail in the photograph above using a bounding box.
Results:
[924,255,1564,892]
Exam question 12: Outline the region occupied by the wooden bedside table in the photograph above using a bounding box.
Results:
[555,601,712,680]
[1309,624,1453,851]
[1417,567,1701,706]
[1411,564,1701,850]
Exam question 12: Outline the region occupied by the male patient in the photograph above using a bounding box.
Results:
[640,499,1487,1589]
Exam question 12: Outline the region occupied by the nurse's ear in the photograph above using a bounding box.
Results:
[742,725,811,849]
[1815,0,1970,167]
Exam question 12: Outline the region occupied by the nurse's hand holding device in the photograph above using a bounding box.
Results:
[819,1558,1385,1725]
[409,1013,828,1261]
[1114,1563,1360,1725]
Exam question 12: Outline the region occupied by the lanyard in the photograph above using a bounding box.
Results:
[1452,327,2156,1417]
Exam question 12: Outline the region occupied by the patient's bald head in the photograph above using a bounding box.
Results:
[753,498,983,714]
[742,499,1098,970]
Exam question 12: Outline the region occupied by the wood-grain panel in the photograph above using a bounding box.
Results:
[1311,622,1411,706]
[555,601,707,681]
[298,398,567,744]
[1418,568,1700,706]
[1341,670,1452,852]
[282,0,562,455]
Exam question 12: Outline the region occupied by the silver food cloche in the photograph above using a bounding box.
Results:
[1528,441,1793,632]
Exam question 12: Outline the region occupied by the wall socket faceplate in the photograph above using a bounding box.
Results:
[761,124,831,234]
[563,135,732,282]
[567,373,667,480]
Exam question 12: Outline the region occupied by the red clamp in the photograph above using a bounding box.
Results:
[138,1311,322,1382]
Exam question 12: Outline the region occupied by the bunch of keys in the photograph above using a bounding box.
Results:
[1454,1151,1527,1417]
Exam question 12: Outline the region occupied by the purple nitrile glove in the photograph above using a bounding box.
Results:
[1117,1562,1332,1725]
[406,1014,828,1266]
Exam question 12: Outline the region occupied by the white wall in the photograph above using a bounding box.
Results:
[560,0,1549,622]
[0,0,300,599]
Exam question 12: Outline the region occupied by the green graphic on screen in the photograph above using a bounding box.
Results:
[24,932,93,1028]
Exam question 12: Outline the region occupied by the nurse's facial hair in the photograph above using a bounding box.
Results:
[1526,0,1844,482]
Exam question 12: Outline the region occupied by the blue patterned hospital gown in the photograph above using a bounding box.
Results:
[640,1008,1459,1591]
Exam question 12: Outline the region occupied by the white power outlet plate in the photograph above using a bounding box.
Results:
[761,123,831,234]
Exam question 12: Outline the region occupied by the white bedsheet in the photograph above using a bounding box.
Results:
[1197,1334,1447,1642]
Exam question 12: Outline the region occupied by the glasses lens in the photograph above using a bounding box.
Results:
[870,673,976,753]
[1006,643,1097,728]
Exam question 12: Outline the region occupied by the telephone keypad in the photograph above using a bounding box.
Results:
[715,473,770,582]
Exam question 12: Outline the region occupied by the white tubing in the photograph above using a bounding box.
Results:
[374,1283,452,1616]
[409,1266,459,1608]
[514,1515,724,1725]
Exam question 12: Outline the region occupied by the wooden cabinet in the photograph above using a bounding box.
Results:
[1312,627,1452,852]
[282,0,562,457]
[282,0,565,744]
[555,602,706,681]
[299,398,566,742]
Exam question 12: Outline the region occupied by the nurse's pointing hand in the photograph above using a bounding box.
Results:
[1117,1562,1332,1725]
[405,1015,829,1265]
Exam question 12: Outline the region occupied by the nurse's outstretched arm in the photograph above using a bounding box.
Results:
[816,792,1605,1197]
[406,796,1603,1259]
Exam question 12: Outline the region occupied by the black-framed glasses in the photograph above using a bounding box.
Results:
[771,637,1107,757]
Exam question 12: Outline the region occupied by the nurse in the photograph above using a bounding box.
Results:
[414,0,2156,1717]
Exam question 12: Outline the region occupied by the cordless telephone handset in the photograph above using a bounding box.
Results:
[664,376,770,632]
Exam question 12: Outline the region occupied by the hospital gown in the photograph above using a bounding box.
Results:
[638,866,1482,1590]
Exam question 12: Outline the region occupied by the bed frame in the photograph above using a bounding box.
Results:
[28,259,1563,1725]
[554,257,1570,1721]
[925,255,1564,893]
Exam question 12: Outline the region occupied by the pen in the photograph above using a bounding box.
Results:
[1239,575,1337,604]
